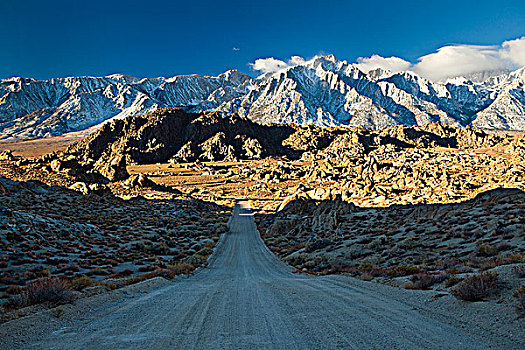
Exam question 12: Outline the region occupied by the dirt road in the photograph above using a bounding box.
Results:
[3,200,521,349]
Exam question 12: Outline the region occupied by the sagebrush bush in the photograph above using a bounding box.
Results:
[168,262,195,275]
[451,271,499,301]
[183,254,206,266]
[152,268,176,280]
[477,244,496,257]
[67,274,93,291]
[389,265,420,277]
[198,246,214,256]
[445,275,463,288]
[8,278,76,309]
[409,273,448,290]
[513,285,525,317]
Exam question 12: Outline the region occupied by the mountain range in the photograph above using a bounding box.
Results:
[1,55,524,139]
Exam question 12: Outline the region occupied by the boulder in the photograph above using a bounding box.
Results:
[96,155,129,182]
[123,174,156,188]
[0,150,15,161]
[69,182,90,195]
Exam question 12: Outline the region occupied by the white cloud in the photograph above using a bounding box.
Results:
[250,56,308,74]
[288,56,307,66]
[250,57,288,73]
[250,37,525,81]
[357,37,525,81]
[412,44,512,81]
[500,36,525,67]
[356,55,411,74]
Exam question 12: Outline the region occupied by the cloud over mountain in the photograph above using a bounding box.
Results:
[356,55,412,74]
[412,38,525,81]
[249,56,307,73]
[252,37,525,81]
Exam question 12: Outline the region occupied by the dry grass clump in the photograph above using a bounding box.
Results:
[7,278,76,309]
[450,271,500,301]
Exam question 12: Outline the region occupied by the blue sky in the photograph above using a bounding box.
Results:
[1,0,524,79]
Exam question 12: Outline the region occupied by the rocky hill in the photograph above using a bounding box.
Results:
[63,108,306,181]
[1,56,525,139]
[4,108,521,186]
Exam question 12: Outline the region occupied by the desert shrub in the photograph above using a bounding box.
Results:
[88,267,113,276]
[369,267,391,277]
[408,273,434,289]
[513,285,525,298]
[450,271,500,301]
[359,262,374,271]
[445,275,463,288]
[495,243,511,252]
[514,285,525,317]
[360,273,374,281]
[8,278,76,309]
[152,268,176,280]
[477,244,496,257]
[168,263,194,275]
[115,269,134,277]
[213,223,229,234]
[138,265,157,273]
[198,246,213,256]
[67,274,93,291]
[286,253,309,266]
[408,273,448,290]
[305,239,333,253]
[389,264,420,277]
[508,254,525,263]
[183,254,206,266]
[513,265,525,278]
[39,268,51,277]
[145,242,171,255]
[5,285,23,296]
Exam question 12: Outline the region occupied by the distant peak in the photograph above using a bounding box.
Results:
[219,70,249,79]
[105,73,139,81]
[323,54,338,62]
